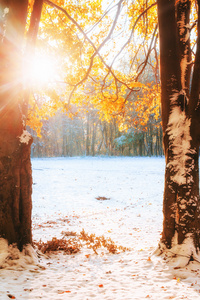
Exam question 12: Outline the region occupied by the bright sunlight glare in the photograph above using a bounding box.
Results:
[23,55,57,87]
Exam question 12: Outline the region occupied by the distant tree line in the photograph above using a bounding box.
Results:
[30,109,163,157]
[30,47,162,158]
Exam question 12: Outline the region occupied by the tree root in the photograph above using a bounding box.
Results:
[153,234,200,268]
[0,238,37,269]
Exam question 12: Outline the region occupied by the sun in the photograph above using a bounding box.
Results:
[23,54,58,88]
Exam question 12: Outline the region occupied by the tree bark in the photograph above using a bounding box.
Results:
[0,0,31,250]
[0,0,43,250]
[157,0,200,260]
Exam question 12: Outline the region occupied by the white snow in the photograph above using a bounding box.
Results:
[167,92,194,185]
[1,156,200,299]
[3,8,9,16]
[19,130,32,145]
[0,240,37,270]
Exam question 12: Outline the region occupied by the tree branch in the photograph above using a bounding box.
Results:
[109,2,157,70]
[135,23,158,81]
[45,0,141,104]
[45,0,127,103]
[23,0,43,117]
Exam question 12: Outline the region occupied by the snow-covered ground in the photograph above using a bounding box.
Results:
[1,156,200,299]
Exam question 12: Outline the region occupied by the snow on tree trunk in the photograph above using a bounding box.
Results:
[159,92,200,261]
[156,0,200,266]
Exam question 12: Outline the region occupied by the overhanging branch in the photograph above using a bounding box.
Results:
[44,0,127,103]
[44,0,155,103]
[109,2,157,70]
[135,23,158,81]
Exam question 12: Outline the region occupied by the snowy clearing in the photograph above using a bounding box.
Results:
[1,156,200,300]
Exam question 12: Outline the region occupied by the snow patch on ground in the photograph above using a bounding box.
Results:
[0,157,200,299]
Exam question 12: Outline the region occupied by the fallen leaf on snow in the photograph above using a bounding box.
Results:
[7,295,15,299]
[147,257,151,262]
[96,196,110,201]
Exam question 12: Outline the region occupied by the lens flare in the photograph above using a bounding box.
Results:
[23,54,57,88]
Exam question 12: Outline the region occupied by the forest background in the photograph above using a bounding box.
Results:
[28,0,162,158]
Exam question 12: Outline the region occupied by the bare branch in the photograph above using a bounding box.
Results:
[44,0,157,105]
[86,1,122,35]
[135,23,158,81]
[45,0,134,103]
[109,2,157,70]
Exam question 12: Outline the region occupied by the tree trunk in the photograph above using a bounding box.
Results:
[86,113,90,156]
[0,0,30,250]
[161,118,199,248]
[0,0,43,250]
[0,131,33,250]
[156,0,200,264]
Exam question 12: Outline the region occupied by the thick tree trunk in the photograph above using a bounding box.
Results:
[0,0,31,251]
[156,0,200,263]
[0,0,43,251]
[0,128,33,250]
[162,125,199,249]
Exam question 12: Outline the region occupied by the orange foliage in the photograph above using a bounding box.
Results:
[26,0,199,135]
